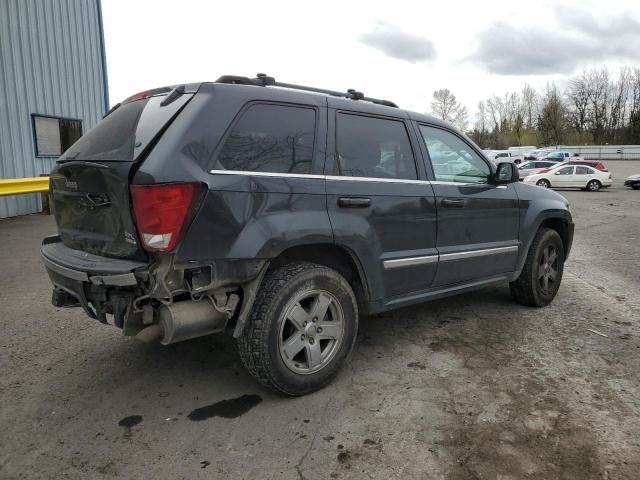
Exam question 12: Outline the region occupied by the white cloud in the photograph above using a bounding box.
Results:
[101,0,640,116]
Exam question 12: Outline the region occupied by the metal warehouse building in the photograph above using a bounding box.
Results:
[0,0,108,218]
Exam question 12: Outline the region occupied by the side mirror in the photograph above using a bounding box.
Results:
[494,162,519,184]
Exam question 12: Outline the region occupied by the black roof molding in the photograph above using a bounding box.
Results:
[215,73,398,108]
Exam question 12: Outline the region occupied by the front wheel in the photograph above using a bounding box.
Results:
[587,180,601,192]
[536,179,551,188]
[237,262,358,396]
[510,228,565,307]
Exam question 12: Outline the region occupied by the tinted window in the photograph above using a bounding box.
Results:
[420,126,490,184]
[576,166,592,175]
[60,100,145,161]
[217,104,315,174]
[335,113,417,179]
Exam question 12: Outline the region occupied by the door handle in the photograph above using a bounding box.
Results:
[338,197,371,208]
[441,198,466,208]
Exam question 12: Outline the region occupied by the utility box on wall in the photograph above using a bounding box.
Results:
[0,0,109,218]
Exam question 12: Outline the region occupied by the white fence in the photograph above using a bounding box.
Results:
[551,145,640,160]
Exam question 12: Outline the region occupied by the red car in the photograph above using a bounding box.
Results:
[563,159,609,172]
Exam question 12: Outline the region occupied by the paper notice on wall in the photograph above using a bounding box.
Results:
[34,116,61,156]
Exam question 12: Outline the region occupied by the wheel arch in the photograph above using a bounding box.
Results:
[232,243,371,337]
[538,217,571,259]
[267,243,370,308]
[512,210,574,281]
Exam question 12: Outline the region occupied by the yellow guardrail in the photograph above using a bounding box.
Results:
[0,177,50,196]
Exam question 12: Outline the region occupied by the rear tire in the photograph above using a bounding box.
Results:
[536,179,551,188]
[587,180,601,192]
[237,262,358,396]
[510,228,565,307]
[631,185,640,190]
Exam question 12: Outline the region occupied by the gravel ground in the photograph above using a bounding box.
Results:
[1,161,639,480]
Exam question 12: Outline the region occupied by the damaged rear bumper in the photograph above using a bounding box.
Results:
[41,236,146,324]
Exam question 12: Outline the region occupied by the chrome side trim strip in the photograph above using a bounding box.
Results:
[208,170,497,188]
[325,175,429,185]
[439,245,518,262]
[209,170,325,179]
[430,180,486,186]
[383,255,439,269]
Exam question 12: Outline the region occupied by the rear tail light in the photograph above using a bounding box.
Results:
[131,182,201,253]
[609,174,613,179]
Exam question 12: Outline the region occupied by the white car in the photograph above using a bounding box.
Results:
[523,164,613,191]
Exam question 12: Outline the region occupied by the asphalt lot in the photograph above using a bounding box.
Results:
[1,161,639,479]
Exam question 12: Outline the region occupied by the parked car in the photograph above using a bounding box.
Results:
[562,159,609,172]
[41,74,574,396]
[485,150,524,165]
[525,149,553,160]
[624,174,640,190]
[540,151,576,162]
[523,164,612,191]
[517,160,562,179]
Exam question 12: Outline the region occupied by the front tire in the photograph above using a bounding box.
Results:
[587,180,601,192]
[510,228,565,307]
[536,179,551,188]
[237,262,358,396]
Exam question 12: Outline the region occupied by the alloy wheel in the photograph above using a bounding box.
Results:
[278,289,345,375]
[538,246,559,294]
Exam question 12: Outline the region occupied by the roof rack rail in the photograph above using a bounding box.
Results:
[215,73,398,108]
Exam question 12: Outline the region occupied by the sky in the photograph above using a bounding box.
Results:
[101,0,640,120]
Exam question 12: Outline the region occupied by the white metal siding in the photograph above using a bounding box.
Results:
[0,0,107,218]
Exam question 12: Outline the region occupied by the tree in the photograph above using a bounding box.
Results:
[538,84,567,146]
[430,89,468,130]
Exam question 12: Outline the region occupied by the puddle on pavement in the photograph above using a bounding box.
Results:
[118,415,142,428]
[187,394,262,421]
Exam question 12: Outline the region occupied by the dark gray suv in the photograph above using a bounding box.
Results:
[42,74,574,395]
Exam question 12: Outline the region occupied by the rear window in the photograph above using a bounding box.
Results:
[58,93,192,162]
[59,100,146,161]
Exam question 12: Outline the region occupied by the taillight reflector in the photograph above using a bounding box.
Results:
[131,183,201,253]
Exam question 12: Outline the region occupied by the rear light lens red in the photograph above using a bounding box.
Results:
[131,183,201,253]
[123,91,151,103]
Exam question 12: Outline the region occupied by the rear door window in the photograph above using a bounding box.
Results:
[216,104,316,174]
[576,166,592,175]
[335,113,417,180]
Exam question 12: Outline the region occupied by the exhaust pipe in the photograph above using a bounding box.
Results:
[135,297,229,345]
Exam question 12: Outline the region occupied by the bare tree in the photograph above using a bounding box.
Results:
[521,84,538,130]
[430,89,468,130]
[538,83,567,146]
[567,72,590,134]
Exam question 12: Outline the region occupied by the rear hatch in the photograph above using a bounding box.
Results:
[50,87,195,261]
